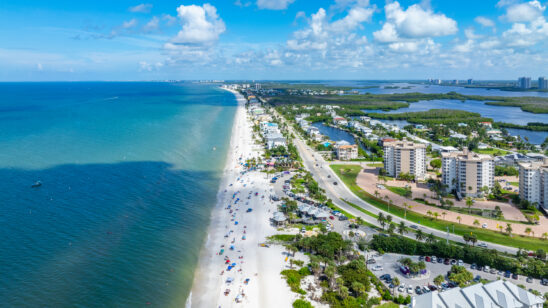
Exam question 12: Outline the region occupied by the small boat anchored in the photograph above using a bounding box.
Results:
[31,181,42,188]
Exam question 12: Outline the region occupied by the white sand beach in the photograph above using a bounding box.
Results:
[187,89,294,308]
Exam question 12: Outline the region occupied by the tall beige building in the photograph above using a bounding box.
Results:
[518,159,548,209]
[442,149,494,197]
[383,140,426,179]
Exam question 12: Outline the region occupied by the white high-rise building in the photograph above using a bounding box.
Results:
[518,77,531,89]
[539,77,548,90]
[442,149,494,197]
[519,159,548,208]
[383,140,426,179]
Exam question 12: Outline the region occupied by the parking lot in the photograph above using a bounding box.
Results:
[368,252,548,296]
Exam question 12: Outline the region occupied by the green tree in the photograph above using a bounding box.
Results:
[292,299,313,308]
[434,275,445,287]
[398,221,407,235]
[506,223,513,236]
[449,265,473,287]
[388,223,396,234]
[415,229,424,241]
[426,233,435,244]
[377,212,386,229]
[466,197,474,214]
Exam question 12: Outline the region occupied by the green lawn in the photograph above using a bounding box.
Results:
[386,186,409,197]
[509,182,519,187]
[367,162,384,168]
[330,164,548,251]
[473,148,510,156]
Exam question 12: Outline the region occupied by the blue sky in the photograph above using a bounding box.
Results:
[1,0,547,80]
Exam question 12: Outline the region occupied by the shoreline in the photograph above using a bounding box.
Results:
[187,88,294,307]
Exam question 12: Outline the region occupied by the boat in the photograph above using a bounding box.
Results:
[31,181,42,188]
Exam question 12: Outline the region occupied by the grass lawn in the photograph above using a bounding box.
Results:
[367,162,384,168]
[509,182,519,187]
[330,164,548,251]
[375,303,399,308]
[386,186,410,197]
[473,148,510,156]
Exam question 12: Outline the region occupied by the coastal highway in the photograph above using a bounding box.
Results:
[274,111,519,255]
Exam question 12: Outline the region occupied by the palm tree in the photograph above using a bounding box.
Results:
[386,215,393,225]
[398,221,407,235]
[416,229,424,241]
[426,233,436,244]
[374,190,379,199]
[392,277,400,293]
[498,225,503,233]
[377,212,386,229]
[442,212,447,220]
[433,212,439,220]
[457,216,462,224]
[506,223,513,236]
[466,197,474,214]
[525,227,532,237]
[543,232,548,240]
[427,210,432,218]
[473,219,480,227]
[403,202,409,219]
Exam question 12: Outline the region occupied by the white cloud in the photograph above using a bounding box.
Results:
[122,19,138,29]
[374,2,458,40]
[143,17,160,32]
[256,0,295,10]
[162,14,177,26]
[139,61,163,71]
[503,1,546,22]
[170,4,225,46]
[475,16,495,28]
[37,63,43,71]
[129,3,153,13]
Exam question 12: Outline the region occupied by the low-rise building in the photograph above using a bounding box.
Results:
[336,144,358,160]
[411,280,543,308]
[383,140,427,179]
[442,149,494,197]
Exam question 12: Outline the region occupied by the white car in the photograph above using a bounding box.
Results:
[398,284,405,292]
[482,223,488,229]
[407,286,414,294]
[458,260,464,266]
[373,265,383,271]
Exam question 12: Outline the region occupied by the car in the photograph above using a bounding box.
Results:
[398,284,405,292]
[457,260,464,266]
[380,274,391,280]
[419,256,425,261]
[333,181,338,185]
[447,282,457,288]
[410,225,418,230]
[329,216,335,220]
[423,286,431,293]
[437,258,443,264]
[339,215,348,221]
[389,283,395,288]
[490,268,497,274]
[367,259,376,264]
[425,256,431,262]
[373,265,383,271]
[470,263,476,270]
[541,278,548,286]
[483,266,490,272]
[497,270,504,276]
[526,277,533,283]
[504,271,511,278]
[478,243,488,248]
[431,256,437,262]
[407,286,414,294]
[450,259,457,265]
[428,285,438,291]
[315,164,318,166]
[415,286,423,294]
[301,227,306,233]
[444,258,450,265]
[474,275,481,282]
[327,175,331,178]
[512,273,519,280]
[482,223,488,228]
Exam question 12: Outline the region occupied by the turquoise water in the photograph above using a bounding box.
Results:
[0,82,237,307]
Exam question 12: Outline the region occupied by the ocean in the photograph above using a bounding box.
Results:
[0,82,237,307]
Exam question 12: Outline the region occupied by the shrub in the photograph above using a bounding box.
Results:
[293,299,313,308]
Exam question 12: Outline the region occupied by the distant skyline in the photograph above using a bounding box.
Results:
[1,0,548,81]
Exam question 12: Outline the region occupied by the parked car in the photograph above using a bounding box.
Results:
[367,259,376,264]
[504,271,511,278]
[526,277,533,283]
[419,256,425,261]
[398,284,405,292]
[474,275,481,282]
[450,259,457,265]
[373,265,383,271]
[478,243,488,248]
[444,258,450,265]
[437,258,443,264]
[489,268,497,274]
[457,260,464,266]
[512,273,519,280]
[483,266,490,273]
[410,225,418,230]
[407,286,414,294]
[333,181,338,185]
[425,256,431,262]
[470,263,476,270]
[380,274,391,280]
[482,223,487,228]
[415,286,423,295]
[541,278,548,286]
[423,286,431,293]
[431,256,437,262]
[428,285,438,291]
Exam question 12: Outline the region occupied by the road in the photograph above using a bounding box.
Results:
[274,110,519,254]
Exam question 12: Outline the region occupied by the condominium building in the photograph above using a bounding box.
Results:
[539,77,548,89]
[518,77,532,89]
[442,149,494,197]
[383,140,426,179]
[336,144,358,161]
[519,159,548,208]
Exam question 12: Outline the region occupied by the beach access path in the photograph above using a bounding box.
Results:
[188,90,294,308]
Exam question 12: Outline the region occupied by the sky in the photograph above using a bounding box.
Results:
[1,0,548,81]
